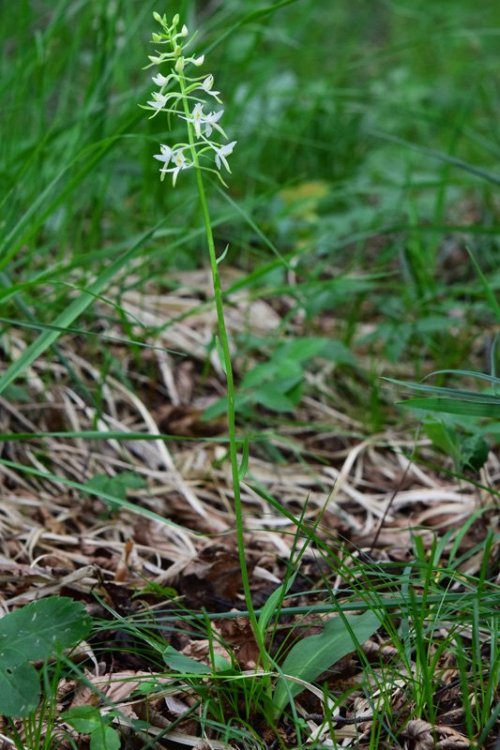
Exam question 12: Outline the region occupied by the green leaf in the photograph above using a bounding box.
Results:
[423,419,490,471]
[273,611,380,715]
[64,707,121,750]
[202,392,251,420]
[0,597,91,666]
[84,472,146,504]
[62,706,102,733]
[163,645,211,675]
[212,653,232,672]
[242,359,302,390]
[258,577,295,635]
[90,725,121,750]
[424,420,461,464]
[0,597,91,717]
[277,337,327,363]
[429,369,500,387]
[385,377,500,404]
[458,434,490,472]
[399,397,500,418]
[0,384,31,403]
[255,385,298,412]
[0,662,40,717]
[320,340,356,366]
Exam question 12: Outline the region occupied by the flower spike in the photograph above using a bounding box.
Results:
[143,13,236,186]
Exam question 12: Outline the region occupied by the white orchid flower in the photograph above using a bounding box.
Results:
[159,148,191,186]
[148,53,171,65]
[152,72,176,87]
[147,91,168,110]
[200,74,222,102]
[153,144,174,172]
[183,103,226,139]
[213,141,237,172]
[184,102,205,138]
[202,108,226,137]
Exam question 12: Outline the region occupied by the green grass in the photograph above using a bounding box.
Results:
[0,0,499,747]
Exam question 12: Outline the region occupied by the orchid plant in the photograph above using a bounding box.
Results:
[142,13,269,676]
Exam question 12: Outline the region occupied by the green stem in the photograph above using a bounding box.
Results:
[177,68,270,675]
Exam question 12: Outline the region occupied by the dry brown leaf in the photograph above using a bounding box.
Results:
[402,719,470,750]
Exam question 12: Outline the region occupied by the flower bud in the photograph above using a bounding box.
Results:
[149,53,166,64]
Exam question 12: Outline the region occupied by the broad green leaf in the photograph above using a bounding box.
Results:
[273,611,380,715]
[320,340,356,366]
[241,362,276,389]
[90,726,121,750]
[423,421,490,471]
[0,662,39,717]
[424,421,461,464]
[62,706,102,733]
[255,385,299,412]
[0,597,91,717]
[202,392,251,420]
[84,472,146,504]
[163,645,211,675]
[212,653,232,672]
[277,337,327,363]
[0,597,91,666]
[242,359,302,390]
[458,434,490,471]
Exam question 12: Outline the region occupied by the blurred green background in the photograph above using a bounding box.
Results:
[1,0,499,420]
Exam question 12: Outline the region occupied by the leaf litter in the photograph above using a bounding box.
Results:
[0,267,498,748]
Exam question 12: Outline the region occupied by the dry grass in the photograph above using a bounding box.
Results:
[0,269,498,748]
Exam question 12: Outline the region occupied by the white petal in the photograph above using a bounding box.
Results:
[152,73,169,86]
